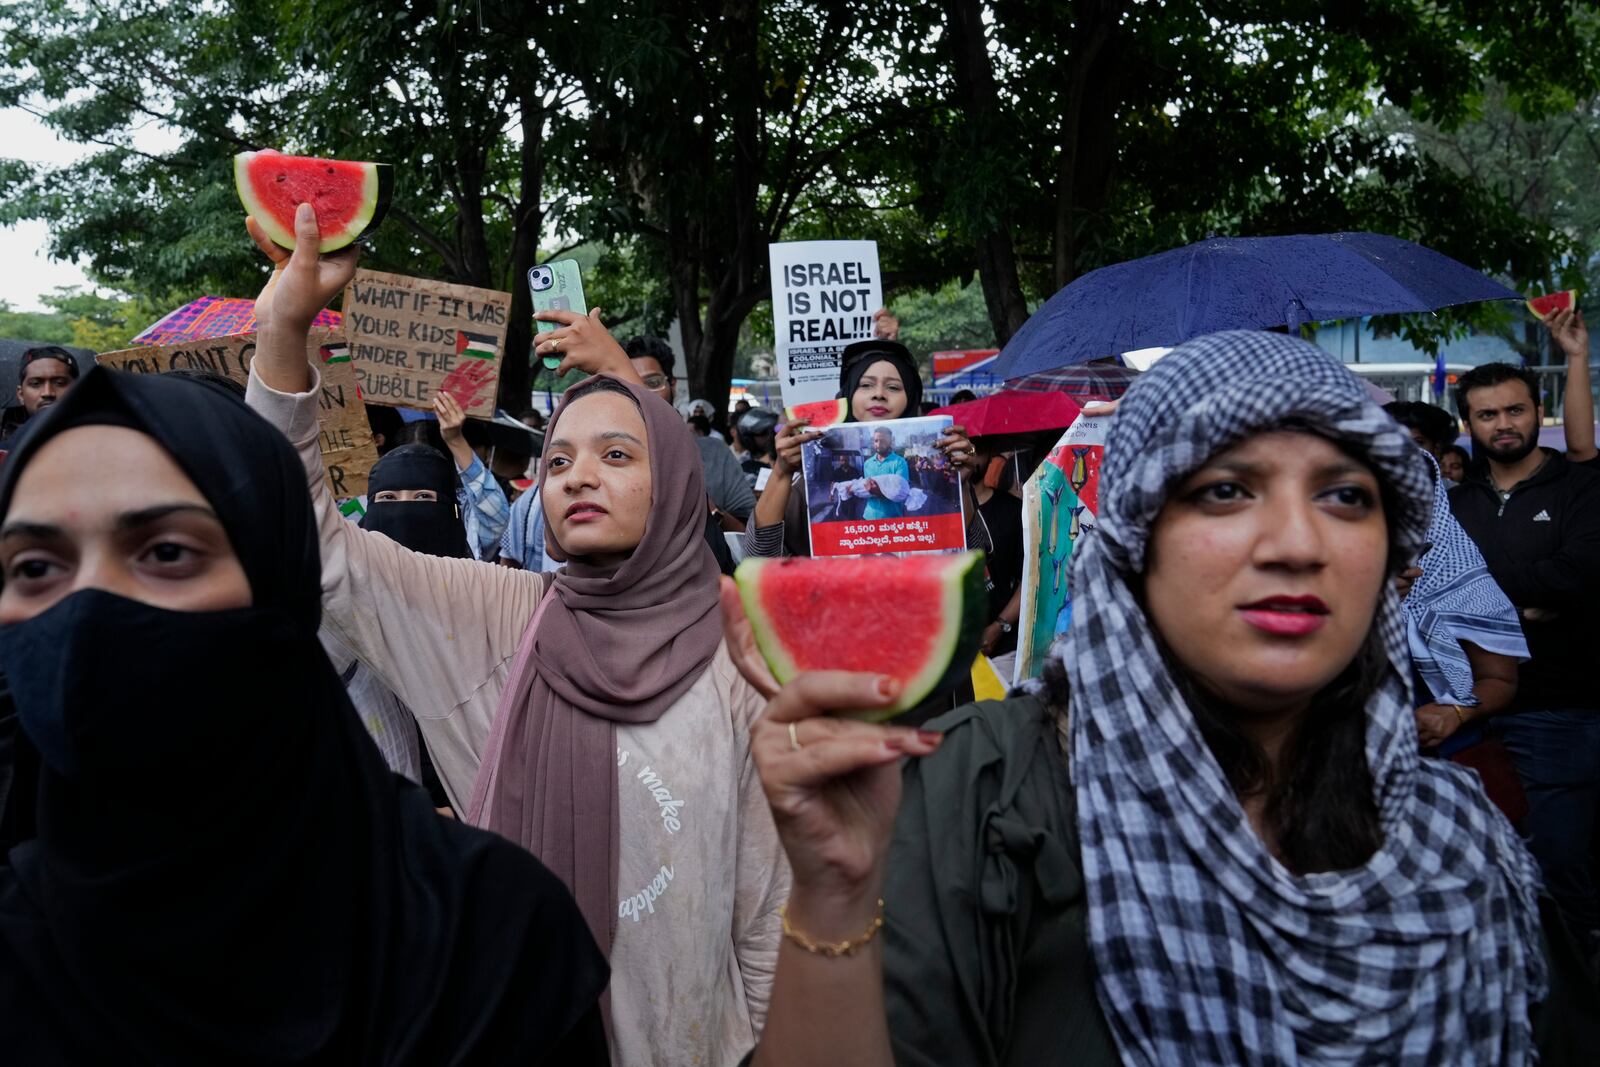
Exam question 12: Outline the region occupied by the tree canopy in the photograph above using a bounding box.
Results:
[2,0,1596,407]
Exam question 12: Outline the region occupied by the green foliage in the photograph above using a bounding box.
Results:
[892,278,996,355]
[0,300,71,344]
[3,0,1599,403]
[0,288,151,350]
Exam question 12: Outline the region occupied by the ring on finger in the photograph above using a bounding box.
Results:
[788,722,803,750]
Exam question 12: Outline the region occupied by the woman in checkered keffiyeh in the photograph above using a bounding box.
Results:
[732,330,1587,1067]
[1064,331,1548,1065]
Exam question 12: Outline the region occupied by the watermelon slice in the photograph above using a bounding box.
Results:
[735,552,987,720]
[235,149,393,253]
[783,397,849,428]
[1526,290,1576,321]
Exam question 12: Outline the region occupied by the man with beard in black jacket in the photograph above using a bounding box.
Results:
[1450,361,1600,959]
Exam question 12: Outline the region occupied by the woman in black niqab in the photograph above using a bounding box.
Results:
[360,444,474,560]
[0,368,609,1065]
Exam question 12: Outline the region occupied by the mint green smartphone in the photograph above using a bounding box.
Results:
[529,260,587,369]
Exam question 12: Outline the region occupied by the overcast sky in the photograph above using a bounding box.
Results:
[0,106,97,312]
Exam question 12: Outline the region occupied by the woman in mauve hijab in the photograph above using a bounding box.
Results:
[243,204,787,1067]
[0,368,607,1064]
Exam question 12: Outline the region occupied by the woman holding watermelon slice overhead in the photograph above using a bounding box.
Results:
[728,331,1598,1067]
[244,204,788,1067]
[744,337,986,558]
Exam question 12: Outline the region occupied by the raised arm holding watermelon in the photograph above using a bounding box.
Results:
[247,202,361,394]
[1544,304,1594,465]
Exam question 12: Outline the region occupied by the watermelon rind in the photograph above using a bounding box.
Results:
[1525,290,1576,321]
[234,150,393,254]
[734,551,988,720]
[783,397,849,429]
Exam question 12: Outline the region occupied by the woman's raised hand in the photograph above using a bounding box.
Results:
[534,308,634,380]
[247,203,360,332]
[872,308,900,342]
[434,392,468,444]
[938,423,977,476]
[773,418,822,479]
[719,578,940,896]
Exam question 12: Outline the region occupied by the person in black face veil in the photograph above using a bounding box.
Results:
[0,367,609,1065]
[359,444,474,558]
[333,443,473,805]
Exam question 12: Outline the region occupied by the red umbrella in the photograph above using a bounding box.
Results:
[1003,361,1138,399]
[929,389,1087,437]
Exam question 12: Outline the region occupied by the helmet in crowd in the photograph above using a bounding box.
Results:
[736,406,779,439]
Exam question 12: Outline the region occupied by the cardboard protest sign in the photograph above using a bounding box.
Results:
[801,415,966,557]
[97,328,377,500]
[341,269,511,418]
[1014,412,1107,685]
[769,240,882,408]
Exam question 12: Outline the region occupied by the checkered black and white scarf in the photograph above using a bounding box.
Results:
[1062,332,1546,1065]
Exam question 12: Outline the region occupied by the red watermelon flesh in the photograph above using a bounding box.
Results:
[235,149,393,253]
[1525,290,1576,321]
[783,397,849,428]
[735,552,987,720]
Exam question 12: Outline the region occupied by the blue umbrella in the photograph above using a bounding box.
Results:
[990,232,1521,379]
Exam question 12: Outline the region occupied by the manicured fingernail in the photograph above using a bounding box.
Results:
[917,730,942,745]
[877,676,900,697]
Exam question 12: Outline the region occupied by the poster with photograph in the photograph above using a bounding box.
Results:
[1013,412,1108,685]
[769,239,882,408]
[801,415,967,557]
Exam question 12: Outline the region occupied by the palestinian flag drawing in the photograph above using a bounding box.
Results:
[319,342,351,364]
[456,329,499,360]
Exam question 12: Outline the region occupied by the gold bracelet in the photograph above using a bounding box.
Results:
[779,899,885,958]
[1452,704,1469,724]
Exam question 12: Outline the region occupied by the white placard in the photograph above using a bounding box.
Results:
[769,240,882,408]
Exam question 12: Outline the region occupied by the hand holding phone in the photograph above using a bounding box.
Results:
[531,307,634,382]
[529,260,587,369]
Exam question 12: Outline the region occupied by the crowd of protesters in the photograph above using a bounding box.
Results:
[0,199,1596,1065]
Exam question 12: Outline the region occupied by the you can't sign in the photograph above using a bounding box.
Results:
[342,269,511,418]
[96,327,378,500]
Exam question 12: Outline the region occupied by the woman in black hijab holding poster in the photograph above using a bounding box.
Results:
[0,368,608,1065]
[744,337,984,558]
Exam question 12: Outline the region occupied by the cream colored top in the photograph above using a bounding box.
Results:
[247,366,787,1066]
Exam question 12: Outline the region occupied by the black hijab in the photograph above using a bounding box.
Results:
[836,338,923,419]
[0,368,608,1065]
[360,444,473,559]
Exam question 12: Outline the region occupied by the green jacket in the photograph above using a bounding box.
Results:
[880,696,1598,1066]
[882,696,1117,1067]
[743,695,1598,1066]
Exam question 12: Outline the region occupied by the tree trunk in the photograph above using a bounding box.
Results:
[498,90,547,414]
[1052,5,1122,291]
[453,141,494,289]
[976,230,1031,343]
[683,0,763,407]
[942,0,1029,346]
[672,230,705,398]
